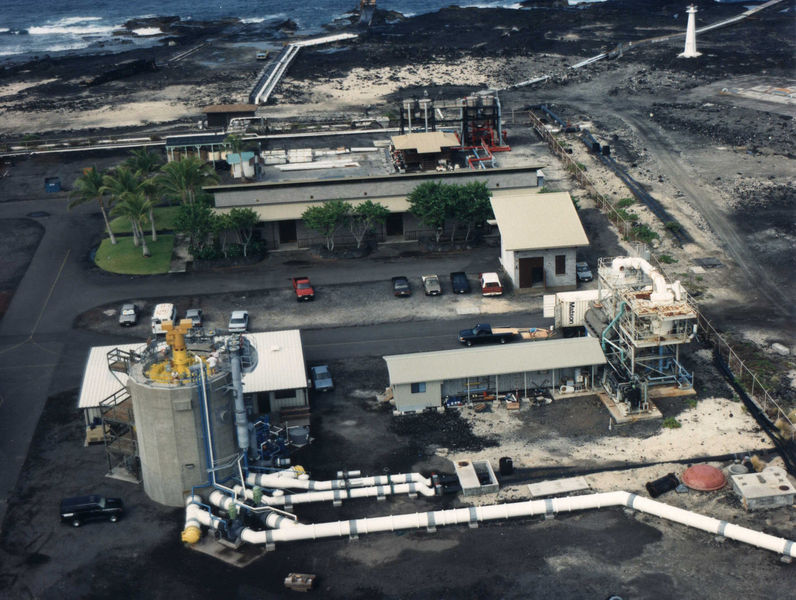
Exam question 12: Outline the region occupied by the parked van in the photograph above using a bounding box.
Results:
[151,303,176,335]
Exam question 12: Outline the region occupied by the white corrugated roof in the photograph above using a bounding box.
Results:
[242,330,307,393]
[78,331,306,409]
[384,337,606,385]
[77,343,145,409]
[490,192,589,250]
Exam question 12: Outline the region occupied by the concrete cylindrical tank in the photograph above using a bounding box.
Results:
[129,368,237,506]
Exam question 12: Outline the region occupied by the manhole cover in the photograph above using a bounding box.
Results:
[682,464,726,491]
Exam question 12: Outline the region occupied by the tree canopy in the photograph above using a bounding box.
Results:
[348,200,390,249]
[302,201,351,251]
[408,180,492,242]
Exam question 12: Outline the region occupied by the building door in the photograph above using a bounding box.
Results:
[278,220,297,244]
[519,257,544,288]
[385,213,404,237]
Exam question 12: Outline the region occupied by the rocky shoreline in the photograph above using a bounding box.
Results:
[0,1,792,140]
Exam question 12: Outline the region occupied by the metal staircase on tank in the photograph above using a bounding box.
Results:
[100,387,141,482]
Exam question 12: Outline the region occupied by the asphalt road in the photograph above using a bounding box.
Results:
[0,192,544,524]
[301,312,551,361]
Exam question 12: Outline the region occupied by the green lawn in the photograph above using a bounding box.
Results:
[95,235,175,275]
[109,206,181,235]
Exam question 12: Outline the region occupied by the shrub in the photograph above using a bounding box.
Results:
[632,224,659,244]
[662,417,681,429]
[665,221,683,233]
[615,197,634,209]
[658,254,678,264]
[616,208,639,222]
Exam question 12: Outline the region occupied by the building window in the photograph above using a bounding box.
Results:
[274,389,296,399]
[411,382,426,394]
[555,254,566,275]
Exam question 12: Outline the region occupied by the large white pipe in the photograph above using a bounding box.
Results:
[185,502,221,529]
[239,491,796,558]
[610,257,676,304]
[246,470,432,491]
[233,482,435,507]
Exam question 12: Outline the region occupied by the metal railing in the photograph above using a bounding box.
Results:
[532,110,793,440]
[529,110,638,242]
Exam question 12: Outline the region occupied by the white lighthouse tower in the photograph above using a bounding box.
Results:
[679,5,701,58]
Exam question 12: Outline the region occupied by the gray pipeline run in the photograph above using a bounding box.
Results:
[483,448,780,492]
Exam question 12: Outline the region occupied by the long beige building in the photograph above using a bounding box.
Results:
[206,166,544,249]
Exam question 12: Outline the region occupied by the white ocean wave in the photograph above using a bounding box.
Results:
[51,16,104,26]
[240,12,289,25]
[28,24,118,36]
[0,28,9,34]
[132,28,163,36]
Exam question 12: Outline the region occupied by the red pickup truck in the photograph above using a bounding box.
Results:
[291,276,315,301]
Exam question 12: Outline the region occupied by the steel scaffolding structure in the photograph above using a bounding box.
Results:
[588,256,698,412]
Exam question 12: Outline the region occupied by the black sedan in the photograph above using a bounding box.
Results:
[450,272,471,294]
[392,276,412,297]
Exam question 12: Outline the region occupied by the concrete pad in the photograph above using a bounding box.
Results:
[731,467,796,511]
[528,476,590,498]
[188,534,268,567]
[597,392,663,424]
[455,304,481,315]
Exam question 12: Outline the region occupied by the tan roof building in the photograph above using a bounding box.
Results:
[491,192,589,290]
[391,131,461,154]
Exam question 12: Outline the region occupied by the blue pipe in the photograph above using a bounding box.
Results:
[601,301,626,354]
[194,365,215,483]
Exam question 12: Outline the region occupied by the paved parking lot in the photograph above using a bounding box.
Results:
[79,276,554,337]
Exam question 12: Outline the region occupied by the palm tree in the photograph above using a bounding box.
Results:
[125,148,162,176]
[157,156,219,206]
[68,166,117,244]
[112,191,153,257]
[125,149,163,242]
[102,166,144,246]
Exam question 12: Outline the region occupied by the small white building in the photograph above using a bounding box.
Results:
[77,330,309,441]
[384,337,606,413]
[491,191,589,290]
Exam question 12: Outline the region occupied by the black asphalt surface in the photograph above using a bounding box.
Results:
[0,193,532,523]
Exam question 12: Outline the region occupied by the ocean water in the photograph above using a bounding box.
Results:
[0,0,613,61]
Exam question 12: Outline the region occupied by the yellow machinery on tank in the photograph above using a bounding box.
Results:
[146,319,213,384]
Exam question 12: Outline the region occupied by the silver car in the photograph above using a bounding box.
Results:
[576,262,593,283]
[185,308,203,327]
[228,310,249,333]
[422,274,442,296]
[118,304,138,327]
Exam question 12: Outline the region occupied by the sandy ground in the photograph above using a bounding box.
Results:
[275,54,544,108]
[448,395,767,474]
[0,85,197,135]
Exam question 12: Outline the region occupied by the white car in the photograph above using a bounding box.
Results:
[228,310,249,333]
